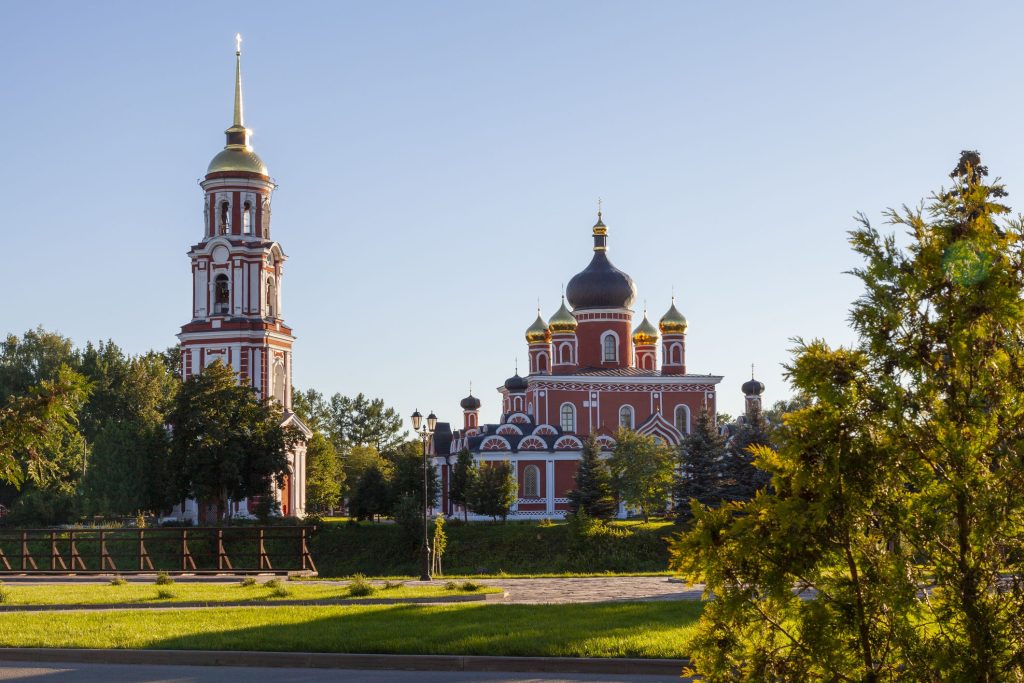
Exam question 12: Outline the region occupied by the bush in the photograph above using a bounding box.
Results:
[240,577,258,587]
[155,572,174,586]
[383,580,404,590]
[459,581,481,592]
[347,574,376,597]
[110,576,127,586]
[265,578,282,589]
[155,588,175,600]
[269,585,291,598]
[392,493,423,549]
[444,581,458,590]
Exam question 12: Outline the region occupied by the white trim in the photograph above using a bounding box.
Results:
[619,404,634,429]
[559,402,576,433]
[601,330,620,362]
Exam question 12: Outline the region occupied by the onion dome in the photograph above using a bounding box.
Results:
[525,310,551,343]
[207,36,269,177]
[548,296,578,333]
[565,212,637,310]
[742,378,765,396]
[659,297,688,334]
[632,312,659,345]
[460,394,481,411]
[504,374,528,393]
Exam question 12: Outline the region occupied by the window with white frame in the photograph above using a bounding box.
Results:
[602,333,617,362]
[242,201,252,234]
[522,464,541,497]
[675,404,691,435]
[619,405,634,429]
[213,274,230,315]
[560,403,575,433]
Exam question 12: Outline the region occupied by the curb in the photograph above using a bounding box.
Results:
[0,592,506,613]
[0,648,690,675]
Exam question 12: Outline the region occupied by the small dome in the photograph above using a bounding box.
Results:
[632,314,659,345]
[742,378,765,396]
[207,146,269,176]
[504,374,528,393]
[460,394,481,411]
[659,299,688,334]
[548,296,578,333]
[525,312,550,343]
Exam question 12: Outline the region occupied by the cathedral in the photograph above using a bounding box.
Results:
[174,39,311,522]
[432,214,723,519]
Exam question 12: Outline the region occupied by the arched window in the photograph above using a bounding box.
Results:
[242,201,252,234]
[675,404,691,435]
[671,343,682,365]
[560,403,575,433]
[213,274,230,315]
[219,201,229,234]
[266,277,277,318]
[619,405,634,429]
[273,362,286,405]
[602,333,617,362]
[559,342,573,365]
[537,353,548,373]
[522,465,541,498]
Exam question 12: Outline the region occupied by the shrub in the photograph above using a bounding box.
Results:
[383,580,404,590]
[348,573,376,597]
[265,578,282,589]
[459,581,481,592]
[155,588,175,600]
[444,581,458,590]
[110,576,127,586]
[155,572,174,586]
[240,577,257,587]
[270,585,291,598]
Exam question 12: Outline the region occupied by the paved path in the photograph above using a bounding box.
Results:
[0,662,691,682]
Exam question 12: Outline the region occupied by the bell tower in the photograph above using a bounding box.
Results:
[176,36,309,519]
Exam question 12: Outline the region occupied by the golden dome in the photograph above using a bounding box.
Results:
[659,298,688,334]
[548,296,578,334]
[525,311,551,343]
[207,146,268,176]
[632,313,659,345]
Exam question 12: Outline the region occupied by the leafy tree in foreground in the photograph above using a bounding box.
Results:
[348,464,391,520]
[467,461,517,522]
[305,432,343,514]
[449,448,476,521]
[607,429,673,522]
[674,407,726,516]
[566,435,617,519]
[167,361,297,520]
[673,151,1024,680]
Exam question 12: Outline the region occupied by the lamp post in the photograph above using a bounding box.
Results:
[411,409,437,582]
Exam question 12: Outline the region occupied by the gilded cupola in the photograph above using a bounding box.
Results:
[632,312,659,345]
[206,35,269,177]
[525,310,551,343]
[548,296,578,333]
[659,297,688,334]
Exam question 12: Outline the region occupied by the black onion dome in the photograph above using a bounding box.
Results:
[742,378,765,396]
[504,374,528,393]
[565,213,637,310]
[460,394,481,411]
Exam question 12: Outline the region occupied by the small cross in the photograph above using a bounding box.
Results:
[235,33,242,54]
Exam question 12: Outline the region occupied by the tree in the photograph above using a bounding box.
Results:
[467,461,517,522]
[389,443,439,510]
[343,444,390,496]
[167,361,298,520]
[566,435,617,519]
[719,404,772,502]
[81,419,171,516]
[673,151,1024,680]
[449,448,475,521]
[291,387,331,434]
[607,429,673,522]
[348,464,391,520]
[327,392,406,453]
[305,432,343,514]
[674,407,727,516]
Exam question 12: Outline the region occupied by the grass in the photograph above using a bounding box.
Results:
[0,582,499,606]
[0,601,702,658]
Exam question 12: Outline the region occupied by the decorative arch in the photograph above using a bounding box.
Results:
[213,273,230,315]
[496,424,523,437]
[596,435,617,450]
[532,425,557,437]
[537,352,549,373]
[554,435,584,451]
[518,436,547,451]
[522,465,541,497]
[266,276,277,318]
[272,361,286,405]
[506,412,530,424]
[558,342,574,365]
[480,436,511,451]
[636,413,684,446]
[669,342,683,365]
[674,404,692,435]
[601,331,619,362]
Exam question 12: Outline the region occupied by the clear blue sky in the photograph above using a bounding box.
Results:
[3,1,1024,426]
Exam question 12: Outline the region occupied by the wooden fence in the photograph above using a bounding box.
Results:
[0,526,316,575]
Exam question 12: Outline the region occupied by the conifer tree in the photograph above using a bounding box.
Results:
[566,435,617,519]
[449,448,475,521]
[674,407,726,516]
[719,404,772,502]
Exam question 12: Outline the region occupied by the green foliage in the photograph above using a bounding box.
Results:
[240,577,257,587]
[269,584,291,598]
[431,514,447,576]
[154,572,174,586]
[265,578,282,589]
[566,435,617,519]
[389,445,439,510]
[110,577,127,586]
[155,587,175,600]
[674,407,727,516]
[292,389,406,455]
[607,430,673,522]
[0,582,9,604]
[392,492,424,549]
[720,405,771,502]
[467,461,517,522]
[449,448,476,521]
[305,433,343,514]
[81,419,170,517]
[348,465,391,520]
[347,574,375,597]
[674,151,1024,680]
[167,361,299,520]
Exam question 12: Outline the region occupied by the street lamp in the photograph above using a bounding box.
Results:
[411,409,437,581]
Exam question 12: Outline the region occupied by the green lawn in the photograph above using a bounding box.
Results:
[0,581,498,606]
[0,601,702,658]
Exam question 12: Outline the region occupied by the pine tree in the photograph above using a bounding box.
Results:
[674,407,726,516]
[720,404,772,502]
[449,448,475,521]
[566,435,617,519]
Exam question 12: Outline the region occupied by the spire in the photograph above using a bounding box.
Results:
[592,199,608,251]
[224,33,251,150]
[233,33,244,128]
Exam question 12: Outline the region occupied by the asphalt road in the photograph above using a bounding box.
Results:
[0,662,692,682]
